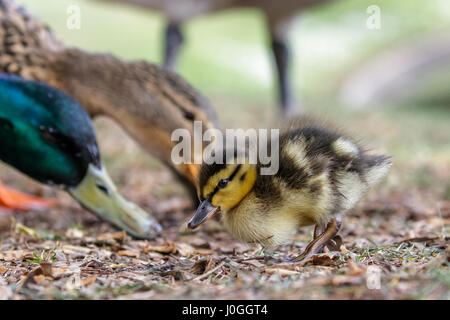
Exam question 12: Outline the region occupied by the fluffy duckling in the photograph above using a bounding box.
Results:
[188,120,391,262]
[0,74,160,238]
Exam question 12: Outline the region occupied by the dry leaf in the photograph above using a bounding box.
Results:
[33,274,51,285]
[347,260,366,276]
[65,228,84,239]
[264,268,301,276]
[145,241,177,254]
[0,285,12,300]
[242,259,265,268]
[118,250,140,258]
[39,261,53,277]
[331,275,363,286]
[61,245,92,255]
[97,231,126,242]
[0,250,33,261]
[176,243,195,257]
[79,275,97,287]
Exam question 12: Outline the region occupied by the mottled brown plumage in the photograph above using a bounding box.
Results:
[0,0,218,195]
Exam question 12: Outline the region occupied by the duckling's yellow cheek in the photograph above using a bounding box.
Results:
[212,189,244,211]
[211,168,257,211]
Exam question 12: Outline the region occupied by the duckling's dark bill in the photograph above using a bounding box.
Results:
[69,164,162,239]
[188,200,220,229]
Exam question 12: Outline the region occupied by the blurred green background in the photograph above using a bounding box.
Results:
[19,0,450,199]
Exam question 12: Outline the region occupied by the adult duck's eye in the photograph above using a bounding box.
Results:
[218,179,229,188]
[0,118,13,131]
[96,184,109,195]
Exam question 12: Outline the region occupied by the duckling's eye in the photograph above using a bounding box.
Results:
[218,179,229,189]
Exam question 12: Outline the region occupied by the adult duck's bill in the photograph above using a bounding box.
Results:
[187,199,220,229]
[69,164,161,239]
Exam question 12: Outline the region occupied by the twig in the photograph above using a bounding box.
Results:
[190,261,225,282]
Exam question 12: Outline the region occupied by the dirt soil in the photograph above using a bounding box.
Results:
[0,119,449,300]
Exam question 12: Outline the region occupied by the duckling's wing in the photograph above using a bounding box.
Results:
[334,152,391,212]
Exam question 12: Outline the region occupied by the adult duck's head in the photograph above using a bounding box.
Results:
[0,74,161,238]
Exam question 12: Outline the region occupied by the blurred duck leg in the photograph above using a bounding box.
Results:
[164,22,184,70]
[271,36,295,115]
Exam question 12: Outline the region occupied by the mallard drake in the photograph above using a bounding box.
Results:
[0,0,218,201]
[0,74,161,238]
[188,119,391,262]
[98,0,331,114]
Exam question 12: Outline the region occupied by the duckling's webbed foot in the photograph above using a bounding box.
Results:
[292,217,342,264]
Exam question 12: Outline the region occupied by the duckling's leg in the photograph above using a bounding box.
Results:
[0,181,54,211]
[292,217,342,263]
[271,35,295,115]
[164,22,184,70]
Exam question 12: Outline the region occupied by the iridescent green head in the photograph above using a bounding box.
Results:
[0,74,160,238]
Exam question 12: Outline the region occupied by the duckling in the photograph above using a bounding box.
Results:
[0,0,218,201]
[98,0,331,114]
[188,120,391,262]
[0,74,161,238]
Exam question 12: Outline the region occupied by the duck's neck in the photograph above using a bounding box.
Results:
[47,48,217,186]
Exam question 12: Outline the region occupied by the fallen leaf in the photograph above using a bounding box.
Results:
[0,285,12,300]
[65,228,84,239]
[118,250,140,258]
[97,231,126,242]
[79,275,97,287]
[145,241,177,254]
[264,268,301,276]
[242,259,265,268]
[33,274,51,285]
[347,260,366,276]
[0,250,33,261]
[176,243,195,257]
[331,275,363,286]
[39,261,53,277]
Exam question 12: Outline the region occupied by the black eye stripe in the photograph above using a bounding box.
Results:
[228,164,242,181]
[207,164,242,199]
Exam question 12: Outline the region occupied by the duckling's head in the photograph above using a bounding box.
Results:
[187,151,257,229]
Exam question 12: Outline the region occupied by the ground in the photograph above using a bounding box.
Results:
[0,104,449,300]
[0,0,449,300]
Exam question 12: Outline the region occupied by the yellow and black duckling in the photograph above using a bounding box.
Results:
[0,0,218,201]
[0,74,160,238]
[188,120,391,262]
